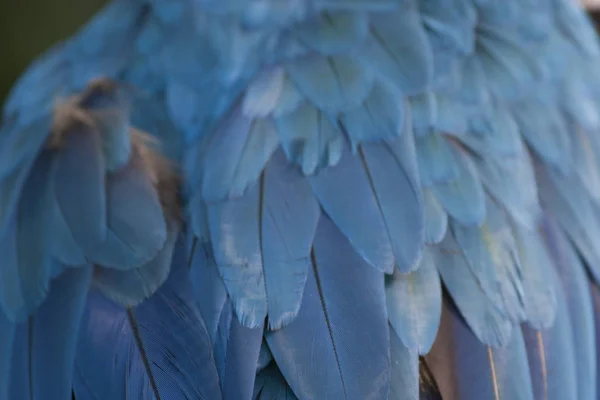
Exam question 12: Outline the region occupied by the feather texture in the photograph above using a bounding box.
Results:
[74,250,222,400]
[8,267,92,400]
[4,0,600,398]
[267,216,389,399]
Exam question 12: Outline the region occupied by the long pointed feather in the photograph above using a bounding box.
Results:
[208,183,267,328]
[74,251,222,400]
[308,143,395,273]
[261,151,320,329]
[386,249,441,353]
[213,301,264,400]
[389,327,419,400]
[0,312,15,400]
[426,301,534,400]
[267,216,389,399]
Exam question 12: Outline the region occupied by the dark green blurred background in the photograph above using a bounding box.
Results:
[0,0,107,103]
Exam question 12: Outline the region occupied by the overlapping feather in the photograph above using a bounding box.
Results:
[3,0,600,398]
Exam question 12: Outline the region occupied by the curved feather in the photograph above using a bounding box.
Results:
[450,196,526,323]
[431,141,486,227]
[253,363,298,400]
[360,141,424,273]
[364,2,433,95]
[267,216,389,400]
[385,249,441,354]
[389,330,419,400]
[307,143,395,273]
[423,189,448,244]
[73,254,222,400]
[213,300,264,400]
[207,183,267,328]
[0,311,14,400]
[542,218,596,400]
[426,301,534,400]
[285,54,374,112]
[91,222,180,307]
[0,151,56,320]
[189,238,229,343]
[512,223,556,330]
[433,231,512,347]
[8,267,92,400]
[261,151,320,330]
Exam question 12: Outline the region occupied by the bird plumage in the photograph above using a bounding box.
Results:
[3,0,600,399]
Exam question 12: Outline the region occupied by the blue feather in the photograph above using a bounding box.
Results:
[409,92,437,137]
[473,152,541,229]
[0,153,38,239]
[200,107,279,201]
[340,82,404,149]
[386,249,441,354]
[572,126,600,203]
[74,253,222,400]
[433,94,468,135]
[242,68,285,118]
[213,301,264,400]
[91,150,168,269]
[53,125,107,255]
[536,163,600,283]
[522,281,578,400]
[261,151,320,329]
[389,330,419,400]
[542,218,596,400]
[433,231,512,346]
[430,142,486,227]
[0,312,15,400]
[275,103,343,175]
[454,57,489,105]
[423,189,448,244]
[451,196,526,323]
[54,129,168,271]
[189,239,229,343]
[256,340,273,372]
[419,0,477,57]
[92,223,180,306]
[293,12,369,55]
[589,282,600,398]
[208,183,267,328]
[360,140,424,272]
[416,134,460,187]
[512,223,556,330]
[476,24,545,101]
[554,0,600,58]
[427,301,533,399]
[271,78,304,118]
[8,267,92,400]
[130,95,184,162]
[0,115,52,185]
[253,363,298,400]
[285,54,373,112]
[463,106,523,159]
[0,150,56,320]
[7,323,30,400]
[364,3,433,95]
[512,100,571,175]
[267,216,389,399]
[2,44,68,121]
[561,74,600,132]
[307,143,395,273]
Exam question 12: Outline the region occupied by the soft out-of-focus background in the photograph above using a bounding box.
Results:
[0,1,106,102]
[1,1,600,103]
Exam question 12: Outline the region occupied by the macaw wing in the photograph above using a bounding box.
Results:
[3,0,600,399]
